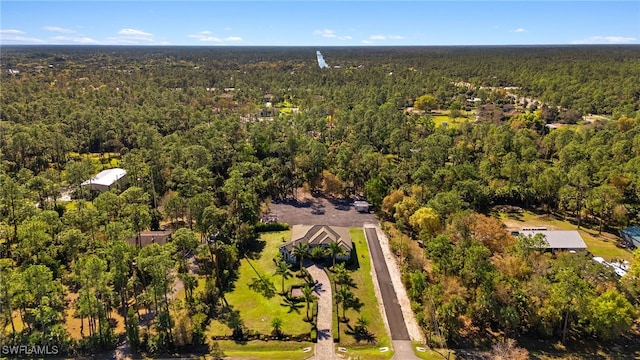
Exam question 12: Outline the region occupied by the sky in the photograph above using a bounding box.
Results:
[1,1,639,46]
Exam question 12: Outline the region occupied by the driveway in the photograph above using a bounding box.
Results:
[305,263,335,360]
[269,195,377,228]
[364,227,410,341]
[364,226,421,360]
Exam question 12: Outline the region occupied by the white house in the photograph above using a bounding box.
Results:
[280,225,352,263]
[81,168,128,193]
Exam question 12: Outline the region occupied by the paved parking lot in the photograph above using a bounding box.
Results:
[268,196,377,227]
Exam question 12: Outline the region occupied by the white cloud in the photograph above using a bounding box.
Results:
[50,36,100,44]
[119,28,152,36]
[361,40,373,44]
[313,29,351,40]
[43,26,76,34]
[572,36,637,44]
[118,28,154,41]
[188,31,222,42]
[314,29,337,38]
[188,31,242,43]
[511,28,527,33]
[0,29,45,44]
[1,29,25,35]
[368,34,404,40]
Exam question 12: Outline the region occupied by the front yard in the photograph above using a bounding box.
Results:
[206,230,312,338]
[204,228,392,358]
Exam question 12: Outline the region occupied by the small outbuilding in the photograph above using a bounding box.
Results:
[517,229,588,252]
[81,168,128,193]
[132,229,174,248]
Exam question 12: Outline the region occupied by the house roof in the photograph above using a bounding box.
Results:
[131,229,174,247]
[81,168,127,187]
[620,226,640,246]
[281,225,352,254]
[519,230,587,250]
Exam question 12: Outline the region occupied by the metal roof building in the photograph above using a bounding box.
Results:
[518,229,588,251]
[81,168,128,193]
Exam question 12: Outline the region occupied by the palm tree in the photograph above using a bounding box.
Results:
[301,284,315,321]
[274,259,292,294]
[271,317,283,338]
[292,242,310,270]
[336,286,354,322]
[355,316,370,340]
[333,262,351,290]
[328,242,342,267]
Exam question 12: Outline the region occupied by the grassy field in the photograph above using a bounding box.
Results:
[209,340,314,360]
[68,152,121,173]
[330,228,391,357]
[497,210,634,262]
[413,344,457,360]
[206,230,313,337]
[432,110,476,128]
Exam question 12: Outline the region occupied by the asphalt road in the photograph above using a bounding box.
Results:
[364,227,410,341]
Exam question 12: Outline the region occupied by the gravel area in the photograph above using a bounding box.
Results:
[268,195,377,228]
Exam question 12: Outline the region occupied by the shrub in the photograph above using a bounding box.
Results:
[256,222,290,232]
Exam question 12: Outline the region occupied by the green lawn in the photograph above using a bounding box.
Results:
[209,231,311,335]
[207,230,313,337]
[432,112,474,128]
[329,228,391,354]
[413,345,457,360]
[211,340,314,360]
[497,210,634,262]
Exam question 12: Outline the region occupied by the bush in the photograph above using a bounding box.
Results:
[255,222,290,232]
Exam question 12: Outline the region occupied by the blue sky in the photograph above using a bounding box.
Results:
[1,1,639,46]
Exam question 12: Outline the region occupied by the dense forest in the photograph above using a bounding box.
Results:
[1,45,640,357]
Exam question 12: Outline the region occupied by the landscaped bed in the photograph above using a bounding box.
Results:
[329,228,392,359]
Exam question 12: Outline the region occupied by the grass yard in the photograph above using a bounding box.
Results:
[330,228,391,354]
[68,152,121,173]
[413,344,457,360]
[432,110,475,128]
[211,340,314,360]
[207,230,312,338]
[497,210,634,262]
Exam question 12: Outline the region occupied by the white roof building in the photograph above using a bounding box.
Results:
[81,168,128,193]
[518,229,588,251]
